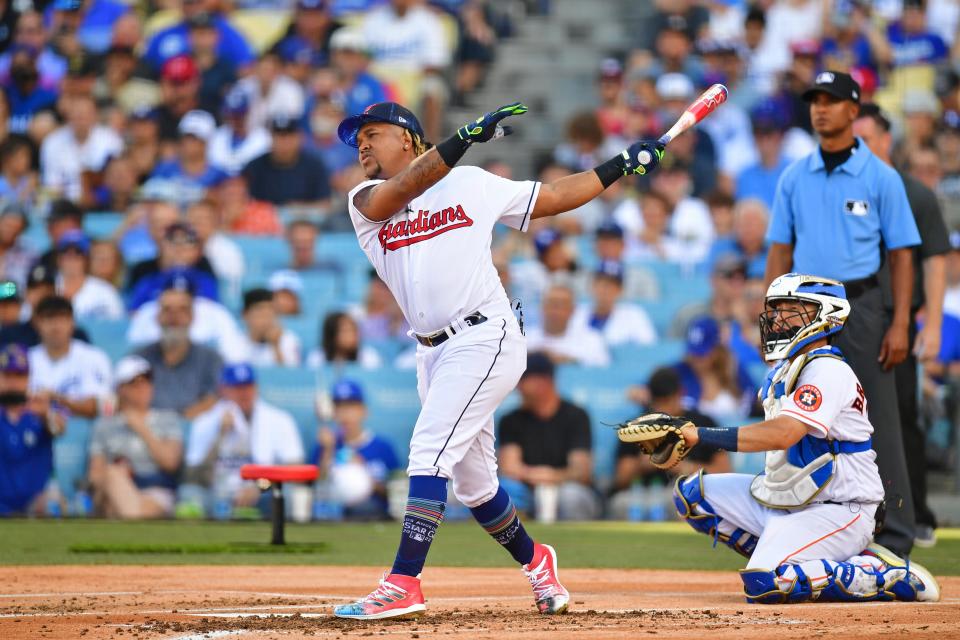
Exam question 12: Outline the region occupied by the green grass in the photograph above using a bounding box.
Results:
[1,519,959,575]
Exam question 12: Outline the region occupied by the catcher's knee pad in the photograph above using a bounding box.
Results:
[740,566,813,604]
[673,472,758,558]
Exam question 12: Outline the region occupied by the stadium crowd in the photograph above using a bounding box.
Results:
[0,0,958,544]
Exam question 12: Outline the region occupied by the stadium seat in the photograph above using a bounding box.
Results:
[53,418,93,505]
[83,212,126,240]
[82,319,132,362]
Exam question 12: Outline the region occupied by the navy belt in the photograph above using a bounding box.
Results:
[842,275,878,299]
[415,312,488,347]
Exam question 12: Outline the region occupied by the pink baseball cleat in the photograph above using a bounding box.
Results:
[523,543,570,614]
[333,572,426,620]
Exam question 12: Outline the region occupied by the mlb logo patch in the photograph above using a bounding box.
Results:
[794,384,822,412]
[817,72,835,84]
[844,199,869,216]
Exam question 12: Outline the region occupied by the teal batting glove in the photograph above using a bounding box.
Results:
[457,102,528,143]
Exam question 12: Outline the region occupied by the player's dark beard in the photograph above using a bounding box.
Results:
[0,391,27,406]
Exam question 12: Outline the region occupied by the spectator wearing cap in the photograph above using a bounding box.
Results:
[0,343,67,516]
[0,202,36,289]
[311,378,399,520]
[595,58,627,137]
[526,283,610,368]
[143,0,253,74]
[134,283,223,419]
[0,267,90,347]
[186,11,237,116]
[88,355,183,519]
[0,11,66,92]
[765,70,922,557]
[855,102,951,548]
[654,73,718,198]
[127,222,219,310]
[735,99,793,208]
[673,315,753,421]
[275,0,344,70]
[497,352,599,520]
[243,115,331,212]
[307,310,382,370]
[186,199,245,290]
[208,86,271,176]
[569,260,656,348]
[39,93,122,204]
[182,362,303,517]
[508,226,586,330]
[128,270,245,361]
[28,295,112,420]
[644,12,704,81]
[2,44,59,136]
[706,198,769,280]
[887,0,948,67]
[268,269,303,316]
[361,0,452,142]
[328,27,387,117]
[54,230,124,320]
[148,110,229,208]
[0,136,37,208]
[234,50,305,132]
[154,55,204,146]
[610,365,731,520]
[239,288,301,367]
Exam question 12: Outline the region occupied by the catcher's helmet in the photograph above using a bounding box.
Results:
[759,273,850,362]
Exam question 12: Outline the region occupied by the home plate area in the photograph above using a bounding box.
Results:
[0,566,957,639]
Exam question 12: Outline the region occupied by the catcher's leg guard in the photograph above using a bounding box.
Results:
[812,546,941,603]
[739,565,813,604]
[673,471,759,558]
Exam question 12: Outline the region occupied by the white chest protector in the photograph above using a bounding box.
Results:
[750,347,872,510]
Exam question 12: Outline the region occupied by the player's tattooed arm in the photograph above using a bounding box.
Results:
[354,149,451,222]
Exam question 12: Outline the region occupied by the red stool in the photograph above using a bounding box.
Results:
[240,464,319,545]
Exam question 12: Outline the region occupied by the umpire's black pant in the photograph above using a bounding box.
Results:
[895,322,937,528]
[834,286,916,556]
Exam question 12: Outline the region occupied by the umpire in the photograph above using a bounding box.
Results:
[854,103,950,548]
[764,71,922,557]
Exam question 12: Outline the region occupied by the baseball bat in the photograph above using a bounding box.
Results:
[636,83,729,164]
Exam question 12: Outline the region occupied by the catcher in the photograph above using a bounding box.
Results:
[618,273,941,603]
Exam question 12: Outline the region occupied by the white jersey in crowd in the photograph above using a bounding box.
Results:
[28,339,113,403]
[348,166,540,334]
[772,356,885,505]
[58,276,125,321]
[127,297,248,362]
[185,399,304,484]
[207,125,272,175]
[40,124,124,202]
[362,4,451,71]
[239,329,302,367]
[524,324,610,367]
[570,302,657,346]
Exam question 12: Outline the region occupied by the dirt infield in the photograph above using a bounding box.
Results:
[0,566,957,640]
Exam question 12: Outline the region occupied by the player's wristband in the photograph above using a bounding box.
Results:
[594,155,625,189]
[436,134,472,168]
[695,427,739,452]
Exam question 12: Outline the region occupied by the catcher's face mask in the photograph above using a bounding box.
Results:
[759,273,850,362]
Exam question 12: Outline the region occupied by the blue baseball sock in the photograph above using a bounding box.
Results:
[391,475,447,577]
[470,485,535,566]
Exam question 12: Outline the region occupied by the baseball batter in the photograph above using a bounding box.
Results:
[625,274,940,603]
[331,101,662,620]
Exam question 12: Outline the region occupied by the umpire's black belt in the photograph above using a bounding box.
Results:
[842,274,879,300]
[415,312,488,347]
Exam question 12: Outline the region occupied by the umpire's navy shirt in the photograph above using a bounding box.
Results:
[767,137,921,281]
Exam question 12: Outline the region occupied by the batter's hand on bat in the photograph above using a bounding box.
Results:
[457,102,528,143]
[621,141,664,176]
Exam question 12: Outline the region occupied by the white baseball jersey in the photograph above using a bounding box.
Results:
[775,357,885,504]
[28,339,113,402]
[348,166,540,334]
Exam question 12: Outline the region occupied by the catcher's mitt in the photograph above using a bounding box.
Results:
[616,413,694,470]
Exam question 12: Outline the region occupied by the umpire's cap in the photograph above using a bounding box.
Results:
[802,70,861,104]
[338,102,425,148]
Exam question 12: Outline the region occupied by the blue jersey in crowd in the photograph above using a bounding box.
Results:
[736,158,791,209]
[767,139,921,281]
[309,428,400,509]
[887,23,948,66]
[143,15,254,72]
[127,267,219,311]
[674,359,756,416]
[0,408,52,515]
